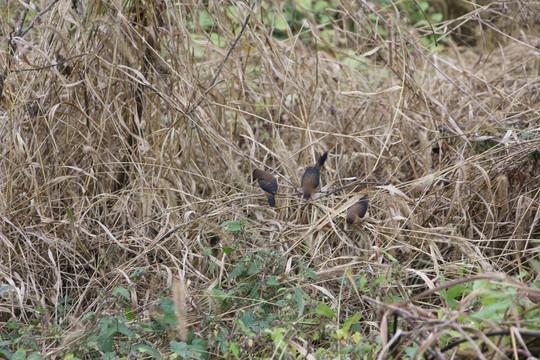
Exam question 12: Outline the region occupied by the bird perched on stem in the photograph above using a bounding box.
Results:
[252,169,278,207]
[301,152,328,200]
[346,196,369,228]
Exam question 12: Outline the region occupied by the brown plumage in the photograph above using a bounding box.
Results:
[252,169,278,207]
[346,197,369,227]
[301,152,328,200]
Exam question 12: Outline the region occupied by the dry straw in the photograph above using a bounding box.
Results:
[1,0,539,357]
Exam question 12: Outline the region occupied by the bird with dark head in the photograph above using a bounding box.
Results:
[301,152,328,200]
[252,169,278,207]
[346,196,369,227]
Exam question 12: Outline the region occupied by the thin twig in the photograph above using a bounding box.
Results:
[18,0,60,37]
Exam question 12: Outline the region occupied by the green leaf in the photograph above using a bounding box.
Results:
[320,29,335,43]
[28,352,43,360]
[130,268,145,279]
[265,327,287,351]
[81,312,96,321]
[519,130,535,140]
[170,341,193,358]
[531,260,540,277]
[219,220,245,233]
[343,313,362,332]
[98,318,115,352]
[315,303,335,318]
[248,260,259,275]
[473,279,489,291]
[101,352,117,360]
[314,1,329,13]
[218,220,231,228]
[273,14,288,32]
[222,247,235,254]
[318,14,330,24]
[199,10,213,28]
[230,342,240,358]
[351,323,363,333]
[405,344,419,358]
[0,285,14,297]
[125,309,135,321]
[472,298,512,320]
[297,0,312,8]
[447,284,466,300]
[380,250,398,262]
[190,339,208,359]
[113,286,130,300]
[212,289,229,306]
[161,298,178,327]
[116,321,132,337]
[306,269,317,280]
[228,222,242,232]
[266,277,280,286]
[335,328,347,340]
[215,328,230,355]
[170,340,206,359]
[134,344,161,358]
[294,286,305,317]
[359,276,367,291]
[0,350,13,359]
[431,13,443,22]
[227,261,246,281]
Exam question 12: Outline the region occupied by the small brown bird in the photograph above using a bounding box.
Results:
[346,197,369,227]
[252,169,278,207]
[301,152,328,200]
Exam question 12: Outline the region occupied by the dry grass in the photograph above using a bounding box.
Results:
[1,0,540,358]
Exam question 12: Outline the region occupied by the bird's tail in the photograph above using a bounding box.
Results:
[316,152,328,167]
[267,195,276,207]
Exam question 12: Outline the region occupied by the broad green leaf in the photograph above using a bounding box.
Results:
[431,13,443,22]
[298,0,312,8]
[447,284,466,300]
[273,15,288,32]
[266,277,280,286]
[343,314,362,332]
[230,342,240,358]
[134,344,161,358]
[314,1,329,13]
[248,260,259,275]
[472,298,512,319]
[315,303,335,318]
[222,247,235,255]
[199,10,213,28]
[12,349,27,360]
[113,286,130,300]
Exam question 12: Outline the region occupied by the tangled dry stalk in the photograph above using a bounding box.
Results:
[1,0,539,358]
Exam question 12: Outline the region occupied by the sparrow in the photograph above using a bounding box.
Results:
[301,152,328,200]
[252,169,278,207]
[346,196,369,227]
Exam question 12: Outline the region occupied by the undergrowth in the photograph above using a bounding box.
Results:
[1,0,540,359]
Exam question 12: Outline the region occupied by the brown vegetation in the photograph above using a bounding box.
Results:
[1,0,539,358]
